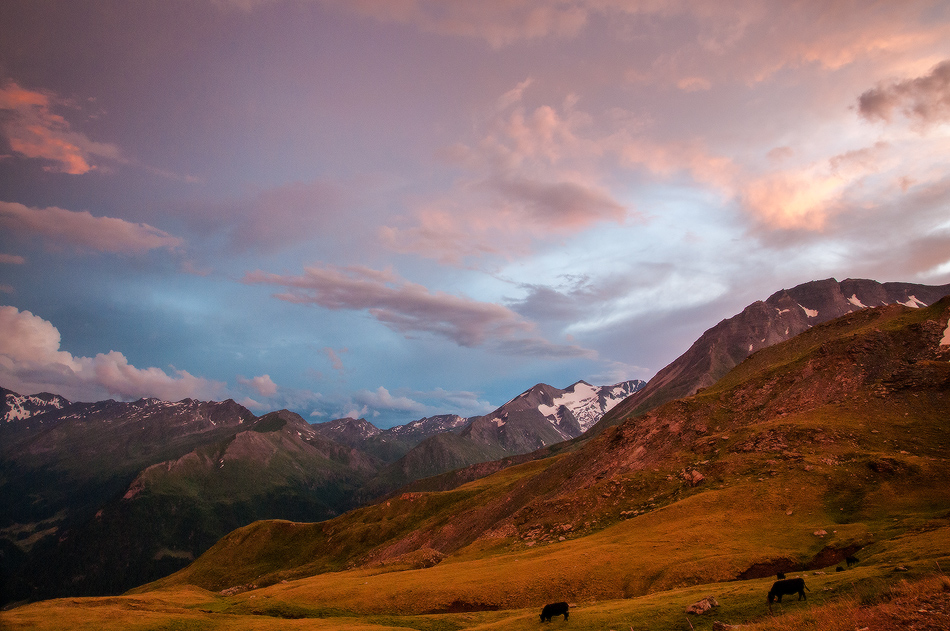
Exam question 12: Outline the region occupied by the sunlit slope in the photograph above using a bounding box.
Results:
[136,299,950,608]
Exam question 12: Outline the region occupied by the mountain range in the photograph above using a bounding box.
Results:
[0,376,640,603]
[2,276,949,612]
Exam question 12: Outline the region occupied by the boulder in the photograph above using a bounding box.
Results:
[686,595,719,615]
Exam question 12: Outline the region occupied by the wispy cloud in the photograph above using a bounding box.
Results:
[244,263,595,358]
[383,86,638,264]
[323,347,347,373]
[0,201,183,255]
[179,179,347,254]
[0,305,224,402]
[0,81,122,174]
[859,59,950,126]
[0,253,26,265]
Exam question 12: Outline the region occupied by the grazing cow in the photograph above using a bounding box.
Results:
[540,602,569,622]
[767,578,809,612]
[846,555,859,567]
[776,572,786,579]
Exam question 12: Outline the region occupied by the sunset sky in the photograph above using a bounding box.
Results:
[2,1,950,426]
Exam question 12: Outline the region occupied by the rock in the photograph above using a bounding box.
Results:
[683,469,705,486]
[686,595,720,614]
[813,529,827,536]
[713,623,742,631]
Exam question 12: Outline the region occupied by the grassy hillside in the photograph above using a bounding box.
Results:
[4,298,949,629]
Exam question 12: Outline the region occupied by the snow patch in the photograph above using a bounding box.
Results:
[3,394,66,422]
[798,303,818,318]
[492,417,506,427]
[848,294,867,308]
[776,308,790,315]
[899,295,927,308]
[748,343,753,352]
[941,318,950,346]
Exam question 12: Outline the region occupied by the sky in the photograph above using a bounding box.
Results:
[2,1,950,427]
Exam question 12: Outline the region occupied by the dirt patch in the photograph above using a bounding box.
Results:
[806,543,863,570]
[425,600,500,614]
[736,557,800,580]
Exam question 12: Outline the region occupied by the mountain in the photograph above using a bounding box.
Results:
[311,414,468,462]
[597,277,950,429]
[1,387,69,422]
[364,380,644,495]
[135,296,950,627]
[0,399,378,603]
[0,377,640,604]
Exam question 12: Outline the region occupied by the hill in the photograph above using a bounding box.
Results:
[597,277,950,429]
[101,297,950,630]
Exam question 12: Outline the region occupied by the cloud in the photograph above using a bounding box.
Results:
[383,87,636,263]
[353,386,428,414]
[238,374,278,397]
[175,179,347,254]
[0,201,183,254]
[0,253,26,264]
[0,81,122,174]
[0,305,224,402]
[318,0,588,48]
[323,347,346,373]
[244,263,595,358]
[859,59,950,125]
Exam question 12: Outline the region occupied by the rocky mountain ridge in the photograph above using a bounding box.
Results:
[597,277,950,429]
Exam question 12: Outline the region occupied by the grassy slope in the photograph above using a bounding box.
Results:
[4,299,950,629]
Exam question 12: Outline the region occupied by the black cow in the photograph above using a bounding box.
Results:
[846,555,859,567]
[767,578,809,612]
[776,572,786,579]
[540,602,569,622]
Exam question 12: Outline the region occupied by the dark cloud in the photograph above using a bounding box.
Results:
[859,60,950,125]
[245,263,595,358]
[491,178,627,227]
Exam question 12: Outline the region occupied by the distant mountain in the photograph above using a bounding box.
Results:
[1,387,69,422]
[0,398,378,604]
[312,414,468,462]
[366,380,644,494]
[597,277,950,429]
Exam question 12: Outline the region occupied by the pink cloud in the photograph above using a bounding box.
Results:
[320,0,588,48]
[0,306,224,402]
[859,59,950,125]
[0,201,183,254]
[353,386,427,413]
[177,179,347,254]
[383,88,636,263]
[323,347,346,373]
[0,253,26,264]
[245,263,595,358]
[0,81,122,174]
[238,374,278,397]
